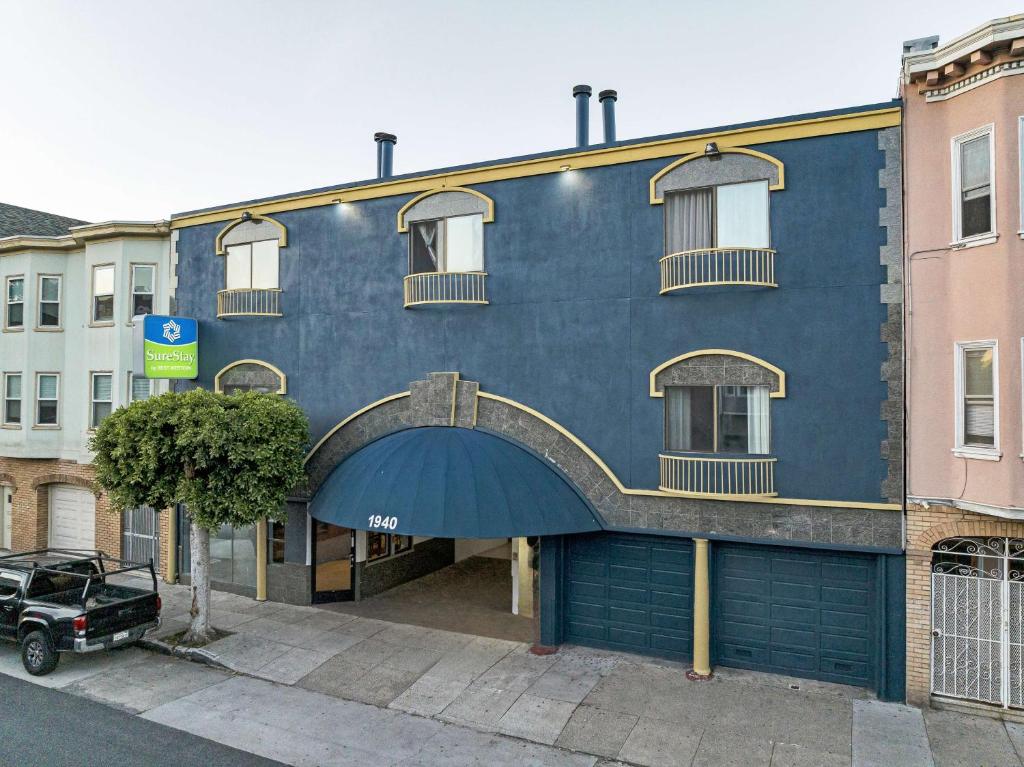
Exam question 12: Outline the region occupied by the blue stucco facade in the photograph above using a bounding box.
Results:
[174,123,894,504]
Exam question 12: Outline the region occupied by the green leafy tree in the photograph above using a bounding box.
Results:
[90,389,308,643]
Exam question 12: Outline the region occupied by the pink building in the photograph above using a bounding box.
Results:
[903,16,1024,710]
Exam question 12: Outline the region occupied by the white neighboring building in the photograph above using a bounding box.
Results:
[0,204,170,560]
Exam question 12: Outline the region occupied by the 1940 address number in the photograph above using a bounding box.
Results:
[368,515,399,530]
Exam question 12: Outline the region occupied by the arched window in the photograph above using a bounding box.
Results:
[214,360,286,395]
[214,214,288,317]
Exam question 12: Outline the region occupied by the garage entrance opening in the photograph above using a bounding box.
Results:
[319,538,534,643]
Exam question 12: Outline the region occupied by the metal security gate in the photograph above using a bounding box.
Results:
[122,506,160,569]
[931,537,1024,708]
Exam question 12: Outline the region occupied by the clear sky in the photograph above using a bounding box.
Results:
[0,1,1018,222]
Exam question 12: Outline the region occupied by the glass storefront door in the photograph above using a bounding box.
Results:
[312,521,353,603]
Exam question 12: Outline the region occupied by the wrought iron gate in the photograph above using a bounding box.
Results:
[931,537,1024,708]
[122,505,160,570]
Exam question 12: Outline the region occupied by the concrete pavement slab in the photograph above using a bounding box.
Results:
[385,644,446,674]
[424,636,517,683]
[617,716,703,767]
[582,663,652,716]
[555,704,639,758]
[497,693,578,745]
[63,654,230,713]
[332,663,422,707]
[442,682,525,728]
[852,699,934,767]
[204,632,293,674]
[299,628,367,655]
[770,742,851,767]
[254,646,336,685]
[767,693,852,754]
[297,655,375,696]
[474,648,560,694]
[405,726,599,767]
[527,657,603,704]
[691,725,773,767]
[390,675,473,717]
[923,708,1022,767]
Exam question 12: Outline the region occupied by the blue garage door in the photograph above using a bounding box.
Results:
[714,543,877,688]
[564,533,693,661]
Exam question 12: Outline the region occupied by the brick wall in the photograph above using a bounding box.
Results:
[906,502,1024,706]
[0,457,120,558]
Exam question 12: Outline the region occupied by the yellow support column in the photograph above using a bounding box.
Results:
[517,537,534,618]
[256,519,268,602]
[165,507,177,584]
[688,538,713,680]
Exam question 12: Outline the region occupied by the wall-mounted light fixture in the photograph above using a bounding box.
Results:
[241,211,253,221]
[704,142,722,162]
[559,164,571,172]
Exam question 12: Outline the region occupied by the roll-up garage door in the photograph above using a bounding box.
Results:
[564,533,693,661]
[714,543,877,688]
[49,485,96,550]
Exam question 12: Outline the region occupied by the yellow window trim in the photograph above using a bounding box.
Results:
[171,107,899,231]
[396,187,495,233]
[214,214,288,255]
[649,349,786,399]
[648,146,786,205]
[304,387,899,511]
[214,359,287,395]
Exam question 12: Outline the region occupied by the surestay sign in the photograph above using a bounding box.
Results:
[133,315,198,379]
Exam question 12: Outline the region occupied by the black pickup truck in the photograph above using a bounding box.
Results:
[0,549,161,675]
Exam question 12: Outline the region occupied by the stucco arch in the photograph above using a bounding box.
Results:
[396,187,495,233]
[214,213,288,255]
[649,349,786,398]
[913,519,1024,554]
[649,147,785,204]
[30,473,100,497]
[214,359,287,394]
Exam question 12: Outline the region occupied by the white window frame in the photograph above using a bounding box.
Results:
[130,264,156,319]
[34,372,60,428]
[4,275,24,330]
[224,240,280,290]
[127,371,152,403]
[408,214,485,275]
[2,373,22,428]
[36,274,62,329]
[951,124,997,248]
[953,340,1000,460]
[89,372,113,429]
[91,263,115,325]
[1018,116,1024,238]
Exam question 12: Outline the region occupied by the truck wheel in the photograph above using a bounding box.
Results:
[21,630,59,676]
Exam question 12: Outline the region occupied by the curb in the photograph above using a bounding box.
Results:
[138,637,232,672]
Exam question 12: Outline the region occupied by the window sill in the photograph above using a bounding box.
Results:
[1,424,22,430]
[33,327,63,333]
[952,447,1002,461]
[2,327,24,333]
[31,425,61,431]
[89,322,116,328]
[950,234,998,250]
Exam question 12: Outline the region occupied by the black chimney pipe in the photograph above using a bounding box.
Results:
[573,85,592,148]
[374,132,397,179]
[599,90,617,143]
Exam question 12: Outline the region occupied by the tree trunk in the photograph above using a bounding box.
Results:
[183,521,212,644]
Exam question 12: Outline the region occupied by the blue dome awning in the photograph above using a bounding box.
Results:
[308,427,603,538]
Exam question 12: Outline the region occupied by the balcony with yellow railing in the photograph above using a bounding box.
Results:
[658,454,777,498]
[403,271,488,308]
[659,247,777,294]
[216,288,283,318]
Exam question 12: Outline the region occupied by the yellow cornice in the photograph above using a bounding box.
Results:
[171,107,901,230]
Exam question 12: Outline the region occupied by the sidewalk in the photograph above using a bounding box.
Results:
[4,580,1024,766]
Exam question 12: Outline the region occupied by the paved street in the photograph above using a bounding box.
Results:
[0,674,282,767]
[3,581,1024,766]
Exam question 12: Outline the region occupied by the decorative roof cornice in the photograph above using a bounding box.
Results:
[0,220,169,255]
[904,15,1024,79]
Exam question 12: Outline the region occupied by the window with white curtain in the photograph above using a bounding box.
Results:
[665,384,770,454]
[955,342,998,455]
[5,276,24,329]
[665,180,769,254]
[409,214,484,274]
[3,373,21,426]
[225,240,279,290]
[38,275,61,328]
[90,373,113,427]
[35,373,59,426]
[128,373,151,402]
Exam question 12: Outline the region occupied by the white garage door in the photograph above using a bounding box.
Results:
[49,485,96,550]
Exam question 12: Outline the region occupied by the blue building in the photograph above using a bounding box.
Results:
[170,91,905,700]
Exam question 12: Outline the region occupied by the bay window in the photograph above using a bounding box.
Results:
[952,126,995,243]
[665,180,769,254]
[92,265,114,323]
[38,275,61,328]
[410,213,484,274]
[665,384,770,454]
[5,277,23,329]
[955,341,998,456]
